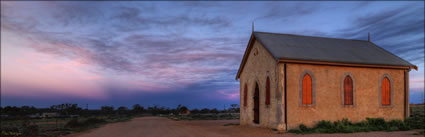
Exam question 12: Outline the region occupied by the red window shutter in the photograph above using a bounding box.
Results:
[302,74,312,105]
[344,76,353,105]
[266,77,271,105]
[382,78,391,105]
[244,84,248,106]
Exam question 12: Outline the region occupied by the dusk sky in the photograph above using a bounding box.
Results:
[1,1,424,109]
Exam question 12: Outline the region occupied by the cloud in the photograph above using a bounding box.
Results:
[1,2,243,93]
[111,5,232,33]
[254,2,320,22]
[1,1,423,107]
[336,5,424,65]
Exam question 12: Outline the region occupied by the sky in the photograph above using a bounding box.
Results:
[1,1,424,109]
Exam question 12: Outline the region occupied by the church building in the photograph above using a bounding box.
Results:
[236,31,417,130]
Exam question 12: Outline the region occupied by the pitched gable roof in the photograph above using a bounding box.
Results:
[236,31,417,80]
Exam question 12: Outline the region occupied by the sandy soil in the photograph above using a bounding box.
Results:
[65,117,422,137]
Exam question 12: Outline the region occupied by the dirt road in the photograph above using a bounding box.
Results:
[66,117,421,137]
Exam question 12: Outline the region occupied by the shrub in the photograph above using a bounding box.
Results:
[22,125,39,137]
[388,120,410,131]
[299,124,309,132]
[1,127,21,137]
[223,123,239,126]
[406,116,425,129]
[290,117,414,134]
[315,120,333,129]
[353,120,369,127]
[316,128,337,133]
[83,118,106,125]
[341,118,352,126]
[288,129,302,134]
[366,118,387,130]
[65,119,83,128]
[366,118,386,126]
[333,120,353,133]
[350,126,370,132]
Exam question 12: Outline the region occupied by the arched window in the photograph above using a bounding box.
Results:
[381,77,391,105]
[244,84,248,107]
[266,77,271,105]
[302,74,313,105]
[344,76,354,105]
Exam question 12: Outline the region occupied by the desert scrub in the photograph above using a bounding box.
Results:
[406,115,425,129]
[1,127,22,137]
[288,118,414,134]
[65,117,107,128]
[0,119,40,137]
[223,123,239,126]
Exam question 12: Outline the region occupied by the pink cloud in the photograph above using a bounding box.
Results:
[214,87,240,100]
[1,41,107,99]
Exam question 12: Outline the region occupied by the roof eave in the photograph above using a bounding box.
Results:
[235,33,255,80]
[235,32,280,80]
[411,65,418,70]
[278,58,416,70]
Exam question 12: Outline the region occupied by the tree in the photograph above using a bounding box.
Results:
[20,106,37,115]
[210,108,219,114]
[191,109,200,114]
[132,104,144,114]
[179,106,188,114]
[117,106,128,115]
[175,104,182,114]
[200,108,210,114]
[230,104,239,113]
[101,106,114,115]
[4,106,20,116]
[50,103,81,116]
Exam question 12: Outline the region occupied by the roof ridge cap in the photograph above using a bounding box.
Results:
[254,31,367,42]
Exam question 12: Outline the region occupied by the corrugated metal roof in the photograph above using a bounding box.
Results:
[254,31,415,67]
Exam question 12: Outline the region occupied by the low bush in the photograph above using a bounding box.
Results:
[65,119,83,128]
[387,120,410,131]
[289,117,415,134]
[406,116,424,129]
[315,120,332,129]
[22,125,39,137]
[299,124,309,132]
[65,118,106,128]
[1,127,21,137]
[223,123,239,126]
[366,117,387,130]
[288,129,302,134]
[83,118,106,125]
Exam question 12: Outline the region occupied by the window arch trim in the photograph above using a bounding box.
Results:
[299,70,316,106]
[379,74,393,107]
[341,73,356,107]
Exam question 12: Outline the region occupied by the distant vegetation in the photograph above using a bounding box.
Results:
[166,104,240,120]
[0,103,240,137]
[288,104,424,134]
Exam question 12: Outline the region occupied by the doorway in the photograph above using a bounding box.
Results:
[253,83,260,124]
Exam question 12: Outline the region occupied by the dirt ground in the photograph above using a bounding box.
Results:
[65,117,422,137]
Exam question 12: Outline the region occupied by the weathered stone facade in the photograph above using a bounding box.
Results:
[239,39,409,130]
[239,40,283,129]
